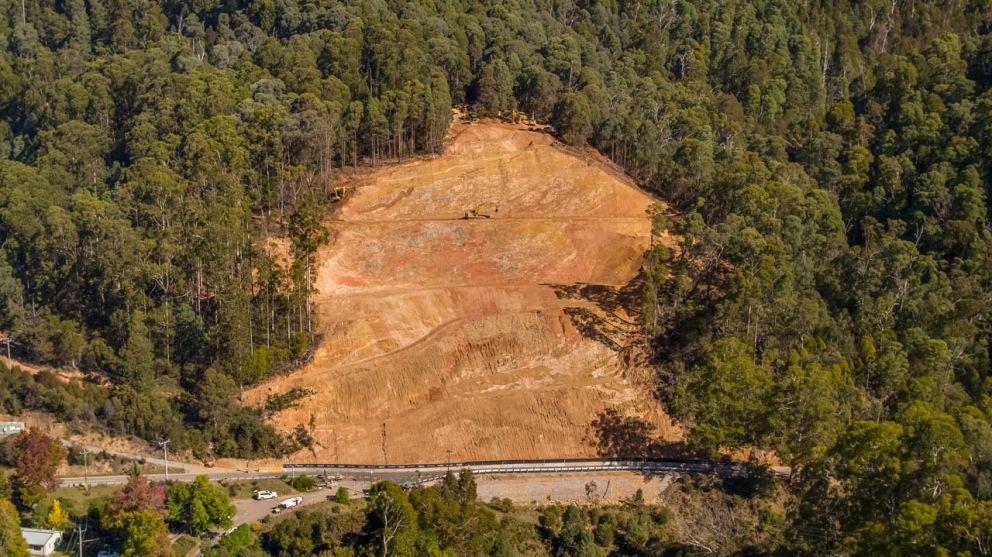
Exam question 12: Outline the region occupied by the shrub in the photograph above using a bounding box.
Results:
[218,524,254,554]
[291,475,316,492]
[488,496,513,512]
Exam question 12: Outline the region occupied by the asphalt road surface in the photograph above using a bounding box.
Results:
[60,470,286,487]
[61,458,791,488]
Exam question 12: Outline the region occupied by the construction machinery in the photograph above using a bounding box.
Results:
[510,109,536,126]
[463,202,499,219]
[330,185,351,201]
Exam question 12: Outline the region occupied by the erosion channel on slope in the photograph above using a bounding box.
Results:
[244,121,682,464]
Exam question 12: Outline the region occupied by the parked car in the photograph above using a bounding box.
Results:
[271,496,303,514]
[96,551,120,557]
[279,496,304,509]
[253,490,277,500]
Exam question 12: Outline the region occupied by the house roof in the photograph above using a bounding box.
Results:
[21,528,60,546]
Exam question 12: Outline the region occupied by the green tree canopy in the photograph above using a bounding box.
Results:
[166,476,234,535]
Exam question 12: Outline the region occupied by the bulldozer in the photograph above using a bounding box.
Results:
[330,185,351,201]
[463,202,499,219]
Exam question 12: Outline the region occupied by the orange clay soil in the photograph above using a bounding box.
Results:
[242,121,683,464]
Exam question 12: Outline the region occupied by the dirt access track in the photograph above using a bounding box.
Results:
[244,121,682,464]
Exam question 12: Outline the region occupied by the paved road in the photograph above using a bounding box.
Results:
[285,458,789,479]
[60,468,430,487]
[60,470,285,487]
[62,458,789,488]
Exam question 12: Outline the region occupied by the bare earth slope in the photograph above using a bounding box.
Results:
[244,121,681,463]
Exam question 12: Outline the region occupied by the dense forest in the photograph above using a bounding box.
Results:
[2,0,992,553]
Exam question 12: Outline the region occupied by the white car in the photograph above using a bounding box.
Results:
[253,490,277,500]
[279,496,303,509]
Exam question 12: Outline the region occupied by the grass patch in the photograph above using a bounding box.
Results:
[504,505,544,525]
[172,534,197,557]
[42,484,118,519]
[64,462,168,477]
[258,500,365,531]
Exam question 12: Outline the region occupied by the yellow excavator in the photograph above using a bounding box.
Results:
[510,109,536,126]
[330,185,350,201]
[463,202,499,219]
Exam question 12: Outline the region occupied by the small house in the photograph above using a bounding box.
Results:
[0,422,24,437]
[21,528,62,557]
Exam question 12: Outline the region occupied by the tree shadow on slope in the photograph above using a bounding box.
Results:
[549,279,642,315]
[562,307,624,351]
[548,278,645,353]
[589,409,773,494]
[589,408,694,462]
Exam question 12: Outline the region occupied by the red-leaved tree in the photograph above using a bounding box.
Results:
[12,428,66,492]
[104,474,166,526]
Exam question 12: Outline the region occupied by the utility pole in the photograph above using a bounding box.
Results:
[77,522,85,557]
[158,440,170,483]
[82,449,88,492]
[445,449,453,472]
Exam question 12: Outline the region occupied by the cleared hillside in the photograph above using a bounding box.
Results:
[243,121,681,463]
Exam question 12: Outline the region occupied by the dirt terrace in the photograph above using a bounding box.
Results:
[243,121,681,464]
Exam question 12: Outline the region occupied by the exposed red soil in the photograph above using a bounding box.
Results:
[243,121,682,464]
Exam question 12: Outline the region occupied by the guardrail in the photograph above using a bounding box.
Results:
[284,457,721,469]
[58,458,787,488]
[283,458,786,478]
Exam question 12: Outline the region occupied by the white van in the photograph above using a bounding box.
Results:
[279,496,303,509]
